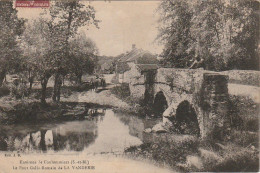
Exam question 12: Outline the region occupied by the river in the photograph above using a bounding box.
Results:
[0,107,175,172]
[0,75,176,172]
[0,108,162,154]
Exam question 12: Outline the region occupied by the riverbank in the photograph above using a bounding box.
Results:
[61,89,131,110]
[107,84,259,172]
[0,95,113,124]
[0,84,134,124]
[121,93,260,172]
[124,131,259,172]
[0,83,258,172]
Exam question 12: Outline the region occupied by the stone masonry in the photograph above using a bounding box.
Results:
[128,67,230,138]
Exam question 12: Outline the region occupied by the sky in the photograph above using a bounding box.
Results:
[17,1,163,57]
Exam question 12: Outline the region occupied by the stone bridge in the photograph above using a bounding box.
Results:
[128,67,230,138]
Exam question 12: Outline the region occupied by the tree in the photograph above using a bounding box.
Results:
[157,0,259,71]
[157,0,193,68]
[190,0,259,71]
[49,0,99,102]
[0,1,25,86]
[20,1,99,103]
[189,0,226,71]
[21,18,54,104]
[69,32,98,84]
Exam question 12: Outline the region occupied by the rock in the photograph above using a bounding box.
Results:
[144,128,152,133]
[152,123,167,133]
[251,146,256,150]
[163,117,173,126]
[162,106,174,118]
[186,155,203,170]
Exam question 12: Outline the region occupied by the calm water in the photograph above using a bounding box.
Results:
[0,108,161,154]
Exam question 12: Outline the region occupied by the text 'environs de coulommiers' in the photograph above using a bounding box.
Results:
[20,160,89,165]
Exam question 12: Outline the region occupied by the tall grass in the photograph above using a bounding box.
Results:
[110,83,131,101]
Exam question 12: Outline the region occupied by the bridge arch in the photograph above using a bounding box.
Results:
[153,91,168,116]
[174,100,200,136]
[129,67,230,139]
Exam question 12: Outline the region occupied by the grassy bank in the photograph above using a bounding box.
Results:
[0,99,112,124]
[110,83,151,116]
[0,85,114,124]
[125,132,259,172]
[123,99,259,172]
[0,101,72,124]
[229,95,259,132]
[110,84,259,172]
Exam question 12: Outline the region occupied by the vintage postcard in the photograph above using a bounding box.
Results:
[0,0,259,172]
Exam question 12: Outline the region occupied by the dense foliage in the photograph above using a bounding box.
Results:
[69,32,98,84]
[158,0,259,71]
[0,2,25,86]
[0,1,99,103]
[48,0,99,102]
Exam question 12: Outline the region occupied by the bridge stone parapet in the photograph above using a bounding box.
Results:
[155,68,204,94]
[128,67,230,139]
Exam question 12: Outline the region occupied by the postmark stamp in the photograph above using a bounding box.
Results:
[15,0,49,8]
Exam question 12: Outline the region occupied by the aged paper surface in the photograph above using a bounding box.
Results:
[0,0,259,172]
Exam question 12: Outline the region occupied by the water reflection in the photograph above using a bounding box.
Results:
[0,108,161,154]
[85,110,142,154]
[115,112,162,143]
[0,108,104,153]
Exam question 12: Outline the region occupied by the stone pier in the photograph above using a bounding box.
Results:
[128,67,230,139]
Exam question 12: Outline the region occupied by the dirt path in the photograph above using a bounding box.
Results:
[61,74,131,109]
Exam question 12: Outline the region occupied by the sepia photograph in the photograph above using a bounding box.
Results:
[0,0,259,172]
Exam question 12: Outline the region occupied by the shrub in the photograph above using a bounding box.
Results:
[0,85,10,97]
[110,83,130,100]
[229,95,259,132]
[229,130,258,148]
[212,148,259,172]
[10,83,29,99]
[111,75,119,84]
[125,135,199,169]
[61,86,74,97]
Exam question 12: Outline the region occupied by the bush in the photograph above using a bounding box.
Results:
[0,85,10,97]
[111,75,119,84]
[212,148,259,172]
[222,70,260,86]
[229,130,258,148]
[229,95,259,132]
[110,83,130,100]
[10,83,29,99]
[61,86,73,97]
[125,135,199,169]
